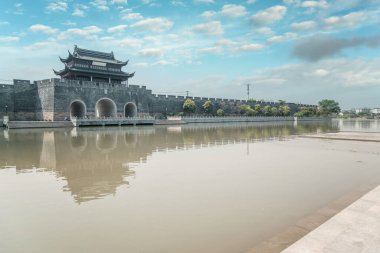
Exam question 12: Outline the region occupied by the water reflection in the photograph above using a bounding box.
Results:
[333,118,380,132]
[0,122,336,203]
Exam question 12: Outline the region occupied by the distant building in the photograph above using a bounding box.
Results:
[355,108,371,114]
[371,108,380,114]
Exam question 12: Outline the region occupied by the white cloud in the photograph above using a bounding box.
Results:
[111,0,128,4]
[313,69,329,77]
[192,21,224,36]
[122,12,143,20]
[46,1,68,12]
[250,5,287,26]
[62,21,76,26]
[60,26,102,39]
[138,48,163,57]
[198,46,223,54]
[131,18,173,32]
[220,4,247,18]
[301,0,328,9]
[193,0,215,4]
[29,24,58,34]
[73,8,84,17]
[283,0,299,4]
[171,0,186,7]
[72,4,88,17]
[256,27,274,35]
[154,60,175,65]
[0,36,19,43]
[324,12,366,29]
[118,37,143,47]
[107,25,128,33]
[291,20,317,30]
[240,43,264,51]
[90,0,109,11]
[252,58,380,89]
[132,62,149,67]
[246,0,256,4]
[267,32,297,44]
[0,21,10,26]
[201,11,216,18]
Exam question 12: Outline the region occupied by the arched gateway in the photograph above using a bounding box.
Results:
[96,98,117,118]
[70,100,86,119]
[124,102,137,117]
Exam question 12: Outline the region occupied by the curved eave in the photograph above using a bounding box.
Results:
[53,67,68,76]
[119,60,129,66]
[67,67,134,78]
[128,71,135,78]
[59,56,70,63]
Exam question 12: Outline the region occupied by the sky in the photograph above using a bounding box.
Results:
[1,0,380,109]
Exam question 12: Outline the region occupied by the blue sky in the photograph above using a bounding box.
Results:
[1,0,380,109]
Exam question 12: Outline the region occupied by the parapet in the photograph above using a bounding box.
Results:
[13,79,31,85]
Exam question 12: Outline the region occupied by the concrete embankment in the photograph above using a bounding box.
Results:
[6,121,73,129]
[3,116,329,129]
[280,185,380,253]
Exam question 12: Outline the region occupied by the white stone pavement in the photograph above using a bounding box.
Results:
[281,185,380,253]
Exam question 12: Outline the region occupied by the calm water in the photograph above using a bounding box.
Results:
[1,121,380,253]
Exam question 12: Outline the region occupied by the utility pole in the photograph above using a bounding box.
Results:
[186,91,189,97]
[246,83,250,101]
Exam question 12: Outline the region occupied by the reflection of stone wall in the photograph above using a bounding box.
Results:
[0,122,337,203]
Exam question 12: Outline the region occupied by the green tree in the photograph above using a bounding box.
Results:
[183,98,196,114]
[263,105,272,116]
[279,106,291,116]
[294,106,318,117]
[271,107,278,116]
[238,105,256,116]
[254,104,262,116]
[318,99,341,116]
[278,100,286,106]
[202,100,213,114]
[216,109,224,116]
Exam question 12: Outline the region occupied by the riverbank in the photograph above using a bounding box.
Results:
[300,131,380,142]
[280,184,380,253]
[3,116,329,129]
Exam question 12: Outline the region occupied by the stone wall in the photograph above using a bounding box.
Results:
[13,80,40,121]
[0,83,14,120]
[2,78,317,122]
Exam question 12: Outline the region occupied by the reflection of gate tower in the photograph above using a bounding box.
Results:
[54,45,135,84]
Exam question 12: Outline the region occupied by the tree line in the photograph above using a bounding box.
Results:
[182,98,340,117]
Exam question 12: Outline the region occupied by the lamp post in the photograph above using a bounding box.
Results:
[5,105,8,116]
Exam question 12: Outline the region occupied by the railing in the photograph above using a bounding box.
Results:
[71,115,154,121]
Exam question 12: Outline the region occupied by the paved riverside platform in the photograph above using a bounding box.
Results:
[280,185,380,253]
[71,117,155,127]
[300,132,380,142]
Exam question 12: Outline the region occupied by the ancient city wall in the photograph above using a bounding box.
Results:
[2,78,317,122]
[0,83,15,120]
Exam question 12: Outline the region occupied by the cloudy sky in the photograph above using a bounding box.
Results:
[1,0,380,109]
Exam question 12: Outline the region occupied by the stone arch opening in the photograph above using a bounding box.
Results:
[96,98,117,118]
[124,102,137,117]
[70,100,86,119]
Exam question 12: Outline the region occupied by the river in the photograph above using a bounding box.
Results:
[1,120,379,253]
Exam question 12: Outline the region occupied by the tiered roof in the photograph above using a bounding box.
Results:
[54,45,134,82]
